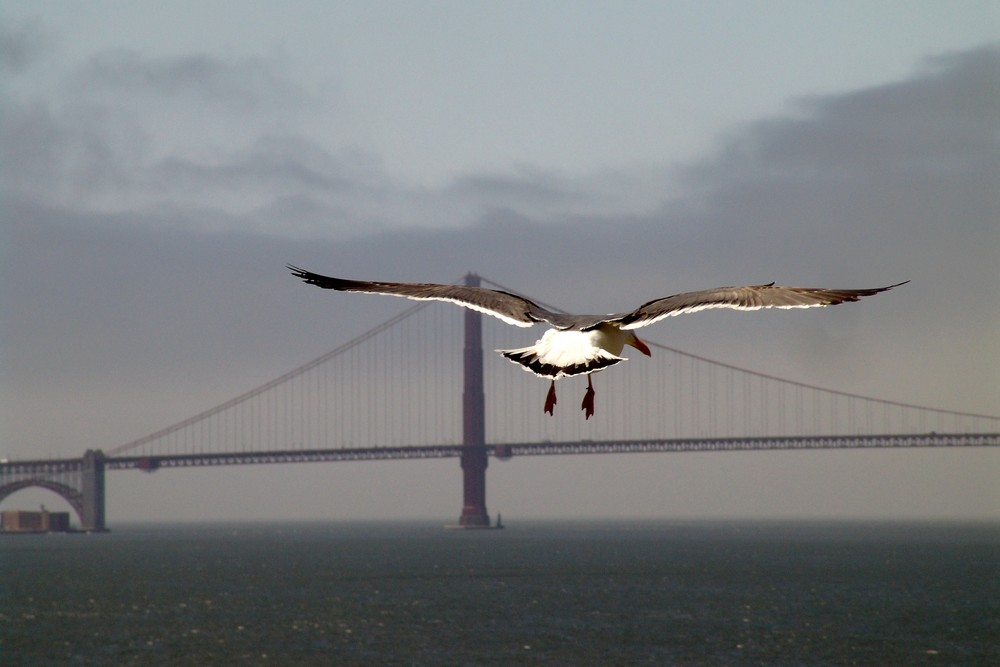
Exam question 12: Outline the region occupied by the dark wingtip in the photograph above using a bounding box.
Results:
[287,264,311,281]
[871,280,909,295]
[286,266,351,290]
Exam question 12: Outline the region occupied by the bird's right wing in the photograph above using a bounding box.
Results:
[288,265,552,327]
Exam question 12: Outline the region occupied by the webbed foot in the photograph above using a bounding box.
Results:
[581,375,595,419]
[544,380,557,416]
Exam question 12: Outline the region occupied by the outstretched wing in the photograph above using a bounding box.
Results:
[288,265,554,328]
[612,281,908,330]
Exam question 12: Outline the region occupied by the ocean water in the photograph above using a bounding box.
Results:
[1,521,997,666]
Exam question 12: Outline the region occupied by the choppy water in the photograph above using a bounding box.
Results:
[2,521,997,666]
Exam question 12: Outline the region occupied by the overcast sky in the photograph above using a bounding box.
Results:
[2,2,998,523]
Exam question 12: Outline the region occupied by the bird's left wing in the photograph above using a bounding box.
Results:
[288,265,549,327]
[612,281,908,330]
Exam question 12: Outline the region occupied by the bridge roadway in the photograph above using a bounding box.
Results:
[3,433,997,531]
[100,432,1000,471]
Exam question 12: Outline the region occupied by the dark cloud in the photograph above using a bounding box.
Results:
[664,46,999,277]
[684,45,999,186]
[147,137,371,217]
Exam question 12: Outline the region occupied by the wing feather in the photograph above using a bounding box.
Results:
[614,282,908,330]
[288,265,552,327]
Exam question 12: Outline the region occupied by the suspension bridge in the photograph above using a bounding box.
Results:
[2,274,998,531]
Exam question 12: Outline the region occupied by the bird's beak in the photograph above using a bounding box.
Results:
[628,335,652,357]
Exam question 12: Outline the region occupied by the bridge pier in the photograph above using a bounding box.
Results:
[0,450,107,531]
[458,273,493,528]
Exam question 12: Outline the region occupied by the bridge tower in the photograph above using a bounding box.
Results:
[81,449,107,532]
[458,272,492,528]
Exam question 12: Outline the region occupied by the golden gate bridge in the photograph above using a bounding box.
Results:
[3,274,998,531]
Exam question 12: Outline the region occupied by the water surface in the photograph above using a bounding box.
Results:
[2,521,997,665]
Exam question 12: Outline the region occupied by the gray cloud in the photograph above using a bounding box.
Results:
[76,49,312,112]
[0,19,47,72]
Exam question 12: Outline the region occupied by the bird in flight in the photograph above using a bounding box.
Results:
[288,265,906,419]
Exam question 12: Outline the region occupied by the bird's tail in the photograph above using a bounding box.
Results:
[497,346,623,379]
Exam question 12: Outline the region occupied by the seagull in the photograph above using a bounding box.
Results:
[288,265,906,419]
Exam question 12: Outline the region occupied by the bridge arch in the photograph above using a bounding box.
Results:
[0,480,85,525]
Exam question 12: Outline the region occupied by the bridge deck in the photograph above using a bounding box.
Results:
[79,432,999,470]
